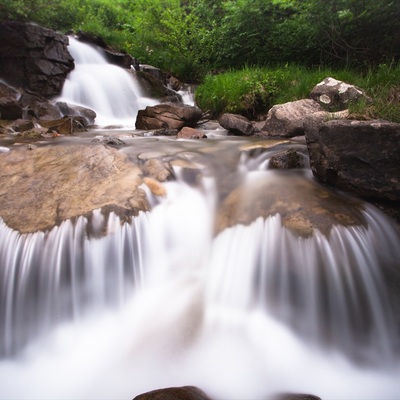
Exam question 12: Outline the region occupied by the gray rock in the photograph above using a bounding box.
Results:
[309,77,371,111]
[218,113,254,136]
[259,99,324,137]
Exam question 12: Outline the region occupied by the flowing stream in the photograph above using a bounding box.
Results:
[1,40,400,400]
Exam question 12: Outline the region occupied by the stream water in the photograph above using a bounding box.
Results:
[0,39,400,400]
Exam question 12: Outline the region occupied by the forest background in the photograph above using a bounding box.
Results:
[1,0,400,120]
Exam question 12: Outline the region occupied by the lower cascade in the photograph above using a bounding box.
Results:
[0,150,400,399]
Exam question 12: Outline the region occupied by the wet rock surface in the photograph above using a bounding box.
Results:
[136,103,203,130]
[133,386,211,400]
[0,143,149,233]
[216,170,367,237]
[305,119,400,201]
[0,21,74,97]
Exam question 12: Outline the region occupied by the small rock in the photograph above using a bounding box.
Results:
[143,177,167,197]
[218,113,254,136]
[177,126,206,139]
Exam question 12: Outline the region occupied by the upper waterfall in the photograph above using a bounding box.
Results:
[57,37,158,127]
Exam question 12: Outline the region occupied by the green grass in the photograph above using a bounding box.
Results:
[195,63,400,122]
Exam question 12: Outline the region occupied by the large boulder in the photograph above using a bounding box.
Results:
[258,99,324,138]
[0,144,149,233]
[309,77,370,112]
[218,113,254,136]
[136,103,203,130]
[304,119,400,201]
[0,21,74,97]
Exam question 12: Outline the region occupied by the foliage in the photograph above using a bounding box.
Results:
[1,0,399,83]
[195,66,287,118]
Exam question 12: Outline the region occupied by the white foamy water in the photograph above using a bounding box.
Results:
[0,171,400,399]
[57,37,158,127]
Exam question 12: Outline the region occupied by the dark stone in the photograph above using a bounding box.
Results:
[56,101,96,126]
[0,21,74,97]
[133,386,211,400]
[269,148,307,169]
[134,70,180,101]
[218,113,254,136]
[273,393,322,400]
[19,92,62,120]
[304,119,400,201]
[0,81,23,119]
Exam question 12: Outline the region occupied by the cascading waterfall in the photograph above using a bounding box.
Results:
[57,37,158,127]
[1,143,400,399]
[1,36,400,398]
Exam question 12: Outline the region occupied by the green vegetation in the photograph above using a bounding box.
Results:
[1,0,399,81]
[195,63,400,122]
[1,0,399,120]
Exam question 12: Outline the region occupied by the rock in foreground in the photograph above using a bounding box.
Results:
[133,386,211,400]
[305,119,400,201]
[0,144,149,233]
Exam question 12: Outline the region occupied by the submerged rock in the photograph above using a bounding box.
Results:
[268,148,307,169]
[133,386,211,400]
[216,170,366,237]
[0,144,149,233]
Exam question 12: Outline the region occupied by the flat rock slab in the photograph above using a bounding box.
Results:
[0,144,149,233]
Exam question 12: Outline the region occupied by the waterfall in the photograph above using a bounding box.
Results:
[1,147,400,399]
[57,37,158,127]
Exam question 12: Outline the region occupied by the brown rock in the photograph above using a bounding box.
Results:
[136,103,203,130]
[177,126,206,139]
[143,158,171,182]
[216,171,366,237]
[0,144,149,233]
[143,177,167,197]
